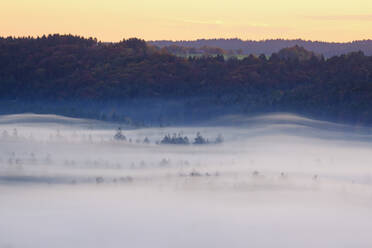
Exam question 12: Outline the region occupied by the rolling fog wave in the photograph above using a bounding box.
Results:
[0,113,372,248]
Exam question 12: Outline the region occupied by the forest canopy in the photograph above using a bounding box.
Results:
[1,34,372,124]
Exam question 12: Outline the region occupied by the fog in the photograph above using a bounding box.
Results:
[1,113,372,248]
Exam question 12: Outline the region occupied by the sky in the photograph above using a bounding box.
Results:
[1,0,372,42]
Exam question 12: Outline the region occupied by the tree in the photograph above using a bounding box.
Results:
[193,132,208,144]
[114,127,126,141]
[215,134,224,144]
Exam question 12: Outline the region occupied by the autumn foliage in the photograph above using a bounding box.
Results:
[1,35,372,124]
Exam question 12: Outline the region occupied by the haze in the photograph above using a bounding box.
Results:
[1,113,372,247]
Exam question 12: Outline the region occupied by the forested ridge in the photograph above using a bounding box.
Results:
[149,38,372,58]
[1,34,372,124]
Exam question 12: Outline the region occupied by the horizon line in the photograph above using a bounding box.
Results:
[1,33,372,44]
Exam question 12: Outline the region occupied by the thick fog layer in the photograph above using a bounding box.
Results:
[1,113,372,248]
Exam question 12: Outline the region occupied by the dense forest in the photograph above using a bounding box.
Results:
[149,38,372,58]
[1,34,372,125]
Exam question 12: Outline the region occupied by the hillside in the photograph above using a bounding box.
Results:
[1,35,372,125]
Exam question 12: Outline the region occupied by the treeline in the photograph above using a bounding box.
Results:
[149,38,372,58]
[1,34,372,124]
[159,44,242,57]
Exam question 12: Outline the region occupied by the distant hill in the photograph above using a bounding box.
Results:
[148,38,372,58]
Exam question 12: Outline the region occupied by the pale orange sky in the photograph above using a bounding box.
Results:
[1,0,372,42]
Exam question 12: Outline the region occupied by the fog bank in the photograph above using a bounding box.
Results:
[0,113,372,248]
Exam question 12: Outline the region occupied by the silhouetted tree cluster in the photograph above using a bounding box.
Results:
[159,132,223,145]
[161,133,190,145]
